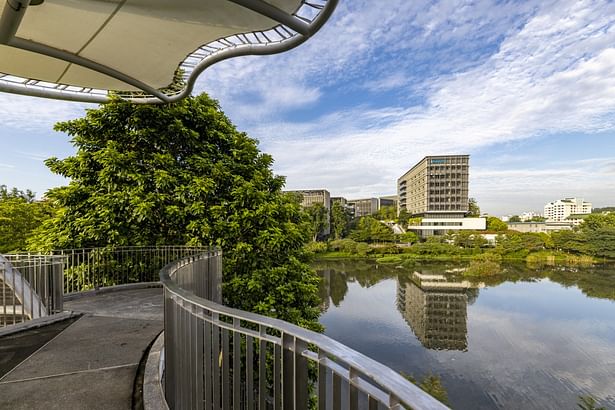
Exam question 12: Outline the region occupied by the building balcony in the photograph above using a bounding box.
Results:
[0,247,447,410]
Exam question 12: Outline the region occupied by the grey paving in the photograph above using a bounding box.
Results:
[0,365,137,410]
[1,315,161,381]
[0,316,79,378]
[0,287,165,409]
[65,286,164,321]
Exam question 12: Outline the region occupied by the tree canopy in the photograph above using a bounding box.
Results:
[330,201,350,240]
[304,203,328,241]
[31,94,321,330]
[0,186,55,253]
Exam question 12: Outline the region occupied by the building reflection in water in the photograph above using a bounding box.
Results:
[397,272,482,351]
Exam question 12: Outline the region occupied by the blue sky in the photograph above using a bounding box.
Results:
[2,0,615,216]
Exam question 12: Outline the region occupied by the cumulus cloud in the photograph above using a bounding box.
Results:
[0,93,90,131]
[202,0,615,213]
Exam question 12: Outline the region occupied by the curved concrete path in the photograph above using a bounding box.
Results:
[0,287,164,410]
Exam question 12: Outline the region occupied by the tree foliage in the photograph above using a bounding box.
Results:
[304,203,328,241]
[349,216,394,243]
[375,205,396,221]
[330,201,350,240]
[398,209,411,226]
[486,216,508,232]
[0,186,55,253]
[468,197,480,217]
[31,95,321,330]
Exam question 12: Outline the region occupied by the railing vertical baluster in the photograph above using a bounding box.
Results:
[213,313,221,409]
[282,333,294,409]
[233,319,241,410]
[332,372,342,410]
[274,343,282,410]
[247,335,254,409]
[186,303,194,410]
[295,338,308,410]
[195,307,205,410]
[204,315,213,409]
[164,292,176,408]
[318,350,327,410]
[258,332,267,410]
[222,327,231,410]
[349,368,359,409]
[368,396,379,410]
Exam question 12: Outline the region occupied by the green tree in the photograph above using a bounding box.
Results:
[398,231,419,244]
[305,203,328,241]
[508,215,521,222]
[486,216,508,232]
[31,95,321,330]
[551,230,590,254]
[578,213,615,232]
[330,201,350,240]
[398,209,410,226]
[349,216,394,243]
[376,205,396,221]
[0,186,55,253]
[453,230,487,249]
[468,197,480,217]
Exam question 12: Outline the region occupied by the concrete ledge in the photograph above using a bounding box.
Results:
[0,312,81,339]
[143,332,168,410]
[64,282,162,302]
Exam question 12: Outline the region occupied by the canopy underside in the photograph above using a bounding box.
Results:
[0,0,337,103]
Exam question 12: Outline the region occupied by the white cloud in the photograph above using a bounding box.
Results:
[215,0,615,213]
[0,93,90,131]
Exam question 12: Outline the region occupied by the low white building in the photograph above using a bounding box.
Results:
[544,198,591,222]
[507,221,573,233]
[408,217,486,238]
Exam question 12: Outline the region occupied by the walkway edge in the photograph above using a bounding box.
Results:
[0,311,81,339]
[143,332,168,410]
[64,282,162,301]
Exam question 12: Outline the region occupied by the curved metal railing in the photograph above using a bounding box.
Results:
[0,254,64,326]
[160,250,449,410]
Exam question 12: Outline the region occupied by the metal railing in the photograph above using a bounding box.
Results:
[0,254,64,326]
[54,246,209,294]
[161,251,449,410]
[0,246,208,327]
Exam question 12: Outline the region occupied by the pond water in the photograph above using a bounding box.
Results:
[314,259,615,409]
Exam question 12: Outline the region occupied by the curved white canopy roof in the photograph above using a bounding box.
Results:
[0,0,337,103]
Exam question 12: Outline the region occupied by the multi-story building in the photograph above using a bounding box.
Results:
[544,198,592,222]
[396,272,480,351]
[378,195,398,209]
[286,189,331,235]
[347,198,379,218]
[397,155,469,218]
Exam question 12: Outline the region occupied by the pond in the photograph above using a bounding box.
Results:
[314,259,615,409]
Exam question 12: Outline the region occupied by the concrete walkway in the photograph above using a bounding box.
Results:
[0,287,164,410]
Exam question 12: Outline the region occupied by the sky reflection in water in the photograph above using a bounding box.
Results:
[315,260,615,410]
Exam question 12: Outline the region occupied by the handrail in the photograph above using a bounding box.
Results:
[0,254,64,327]
[160,251,449,410]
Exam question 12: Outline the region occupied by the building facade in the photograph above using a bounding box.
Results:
[347,198,379,218]
[378,195,398,210]
[397,155,469,218]
[544,198,592,222]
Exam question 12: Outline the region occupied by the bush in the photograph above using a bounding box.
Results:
[304,241,327,254]
[464,253,501,276]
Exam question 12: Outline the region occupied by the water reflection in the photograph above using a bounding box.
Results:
[314,259,615,410]
[397,272,480,351]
